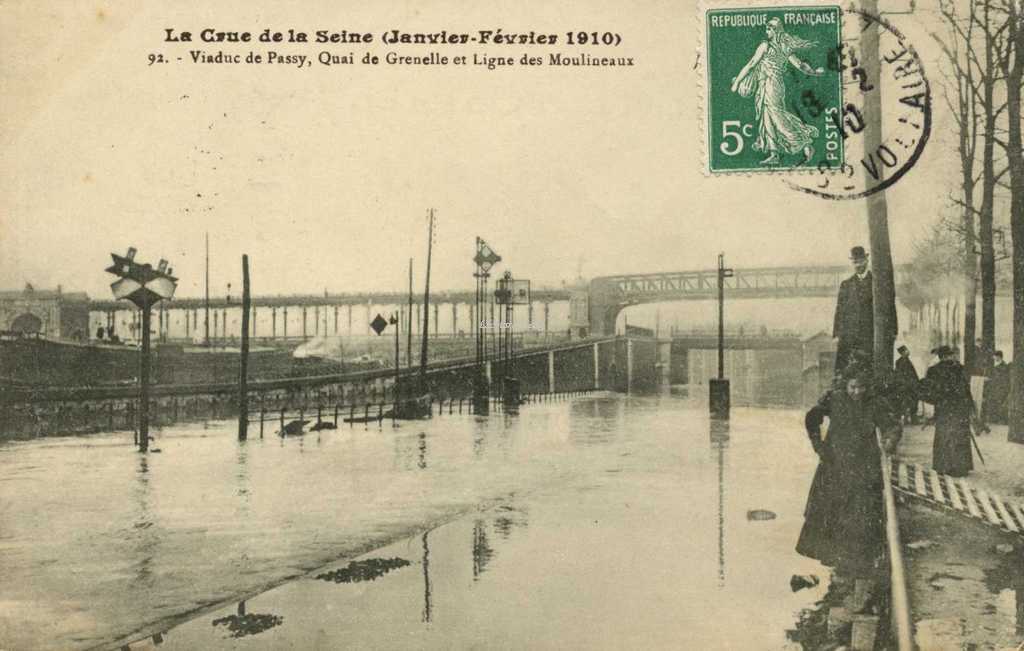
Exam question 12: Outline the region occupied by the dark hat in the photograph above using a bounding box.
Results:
[932,345,954,357]
[897,345,909,354]
[849,246,868,261]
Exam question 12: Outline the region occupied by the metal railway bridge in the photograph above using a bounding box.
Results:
[87,265,900,340]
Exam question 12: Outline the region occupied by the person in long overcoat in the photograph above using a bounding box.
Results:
[919,345,974,477]
[893,344,920,424]
[832,246,897,372]
[796,370,900,576]
[982,351,1011,425]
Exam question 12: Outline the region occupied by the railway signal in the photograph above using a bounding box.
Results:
[105,247,178,452]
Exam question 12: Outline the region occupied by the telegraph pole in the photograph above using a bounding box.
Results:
[407,258,413,368]
[238,255,250,441]
[862,0,898,378]
[204,232,210,346]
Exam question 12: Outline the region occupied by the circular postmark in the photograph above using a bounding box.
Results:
[785,8,931,200]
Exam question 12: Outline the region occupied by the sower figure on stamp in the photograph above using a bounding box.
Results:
[796,364,900,608]
[919,345,974,477]
[730,17,824,165]
[833,246,896,373]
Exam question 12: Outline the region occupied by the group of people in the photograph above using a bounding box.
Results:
[795,245,1014,591]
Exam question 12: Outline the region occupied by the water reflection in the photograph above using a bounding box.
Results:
[392,431,431,471]
[472,520,494,580]
[421,532,432,623]
[210,599,283,638]
[130,455,157,590]
[710,420,730,588]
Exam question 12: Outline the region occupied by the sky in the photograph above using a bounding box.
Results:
[0,0,969,301]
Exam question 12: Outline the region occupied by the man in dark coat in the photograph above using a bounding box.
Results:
[833,246,897,372]
[797,369,900,577]
[920,345,974,477]
[893,344,919,424]
[983,351,1011,425]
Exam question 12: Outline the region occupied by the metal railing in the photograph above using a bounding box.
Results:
[878,435,914,651]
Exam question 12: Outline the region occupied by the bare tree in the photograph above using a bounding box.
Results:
[935,0,982,368]
[994,0,1024,442]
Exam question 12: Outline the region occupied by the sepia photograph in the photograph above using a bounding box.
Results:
[0,0,1022,649]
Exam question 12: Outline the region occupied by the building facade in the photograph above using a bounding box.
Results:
[0,285,90,341]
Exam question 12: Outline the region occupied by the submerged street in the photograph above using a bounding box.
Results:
[1,392,829,650]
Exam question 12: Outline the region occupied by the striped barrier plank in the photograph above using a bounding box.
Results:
[892,459,1024,537]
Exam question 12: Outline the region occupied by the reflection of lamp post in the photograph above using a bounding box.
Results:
[710,420,729,588]
[106,248,177,452]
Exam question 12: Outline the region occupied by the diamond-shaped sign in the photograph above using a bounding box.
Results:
[370,313,388,336]
[473,240,501,272]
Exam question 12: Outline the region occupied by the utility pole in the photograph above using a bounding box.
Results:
[419,209,434,393]
[204,232,210,346]
[407,258,413,368]
[238,255,251,441]
[862,0,898,378]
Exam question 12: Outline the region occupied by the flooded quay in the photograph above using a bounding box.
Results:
[0,391,830,650]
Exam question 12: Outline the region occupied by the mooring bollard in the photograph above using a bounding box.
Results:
[334,404,339,425]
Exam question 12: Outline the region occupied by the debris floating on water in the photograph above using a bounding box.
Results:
[747,509,777,521]
[790,574,820,592]
[211,613,283,638]
[315,557,411,584]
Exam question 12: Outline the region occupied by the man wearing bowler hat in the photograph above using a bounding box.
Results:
[833,246,883,372]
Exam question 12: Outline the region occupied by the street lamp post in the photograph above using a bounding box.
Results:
[473,238,501,415]
[710,253,733,419]
[106,248,178,452]
[495,271,529,414]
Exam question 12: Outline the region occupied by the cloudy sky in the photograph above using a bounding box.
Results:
[1,0,963,301]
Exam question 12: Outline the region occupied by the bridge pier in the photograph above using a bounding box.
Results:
[627,339,634,392]
[544,302,549,334]
[452,303,458,336]
[593,343,600,389]
[334,306,339,335]
[347,304,352,334]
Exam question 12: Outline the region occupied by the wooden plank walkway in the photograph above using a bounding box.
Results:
[892,458,1024,537]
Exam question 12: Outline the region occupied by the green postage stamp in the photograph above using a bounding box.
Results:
[704,5,843,174]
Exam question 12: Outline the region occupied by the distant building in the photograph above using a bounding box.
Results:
[568,280,589,339]
[0,284,90,341]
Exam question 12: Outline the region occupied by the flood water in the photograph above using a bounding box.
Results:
[0,392,828,650]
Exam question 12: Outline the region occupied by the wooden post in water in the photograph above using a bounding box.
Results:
[139,297,152,452]
[238,255,251,441]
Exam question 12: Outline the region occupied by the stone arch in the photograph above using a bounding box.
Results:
[10,313,42,334]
